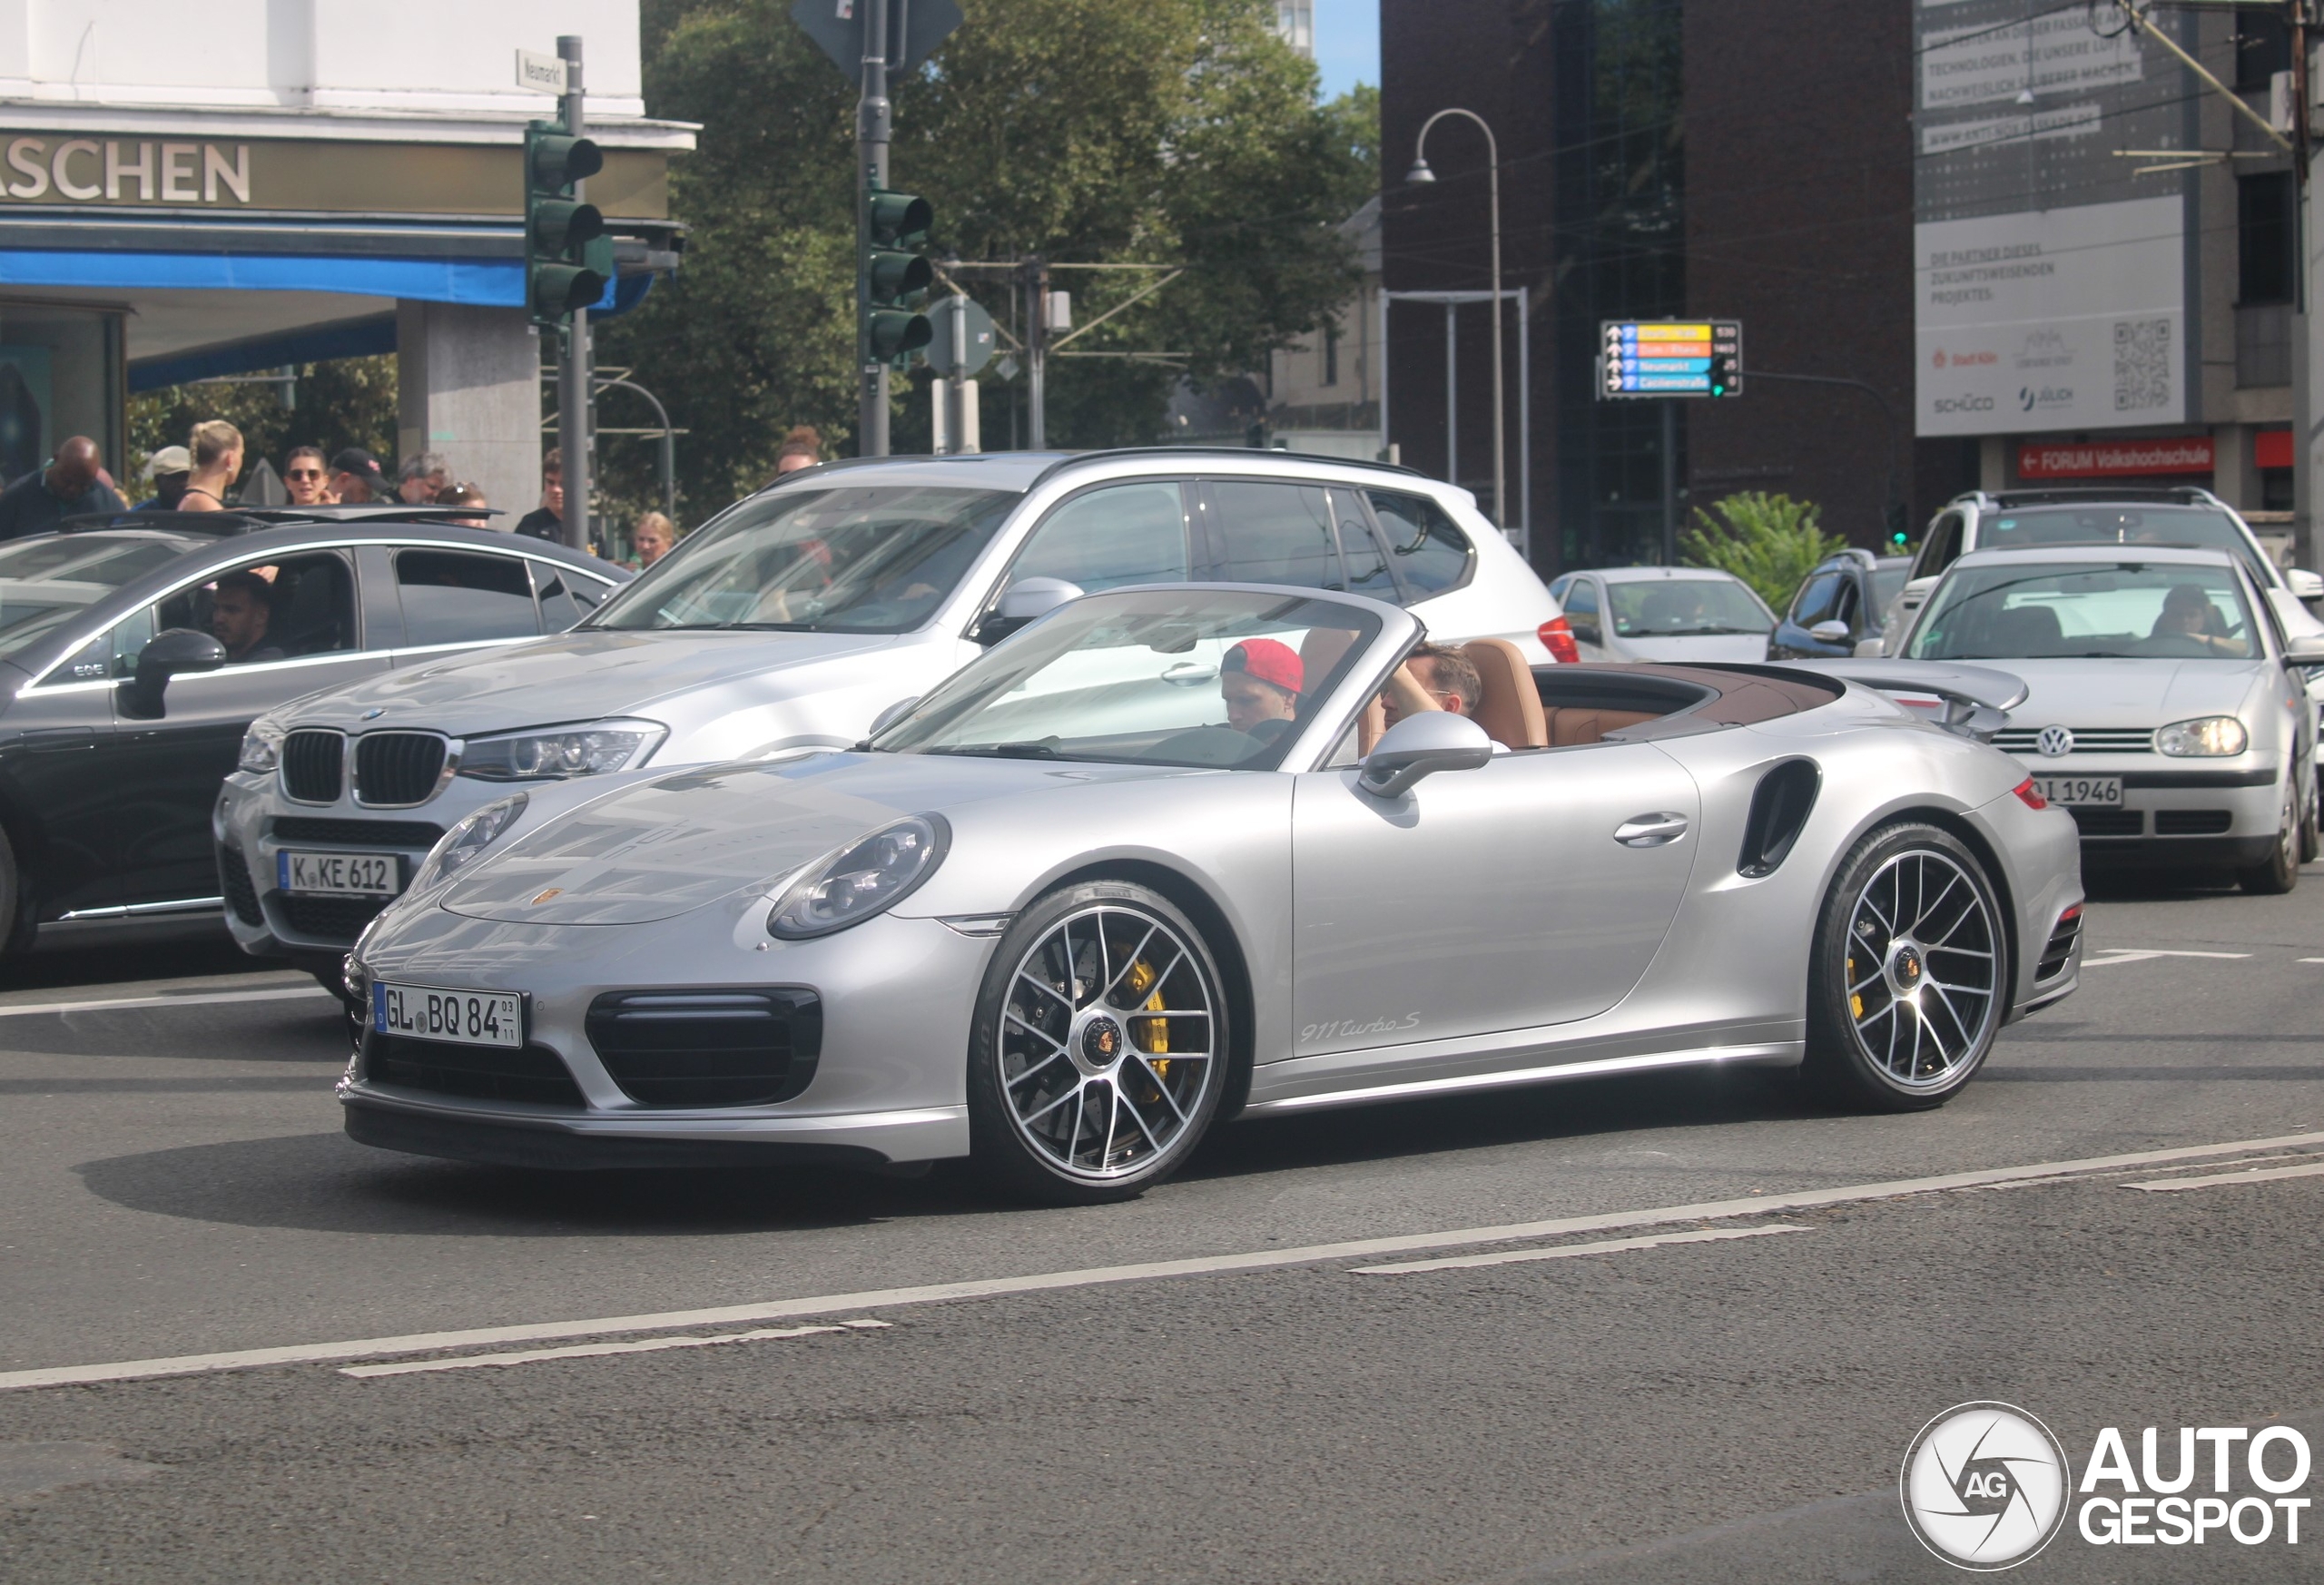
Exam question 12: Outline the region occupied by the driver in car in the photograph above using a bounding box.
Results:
[211,570,285,665]
[1220,639,1303,743]
[1380,642,1482,728]
[2152,582,2249,657]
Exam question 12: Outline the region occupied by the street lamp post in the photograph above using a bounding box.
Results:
[1405,108,1505,541]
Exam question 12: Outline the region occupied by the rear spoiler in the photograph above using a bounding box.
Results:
[1772,660,2028,743]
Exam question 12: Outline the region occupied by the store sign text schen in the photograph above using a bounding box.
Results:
[2018,437,2214,478]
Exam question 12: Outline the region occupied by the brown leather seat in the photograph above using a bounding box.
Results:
[1545,706,1659,746]
[1460,639,1548,750]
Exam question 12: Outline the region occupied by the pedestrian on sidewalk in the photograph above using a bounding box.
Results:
[176,422,244,514]
[0,437,125,538]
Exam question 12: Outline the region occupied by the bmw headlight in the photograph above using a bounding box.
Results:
[238,716,286,774]
[2156,715,2248,757]
[409,793,529,892]
[458,718,665,783]
[767,814,950,940]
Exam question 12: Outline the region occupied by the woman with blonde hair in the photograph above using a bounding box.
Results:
[178,420,243,513]
[631,510,677,568]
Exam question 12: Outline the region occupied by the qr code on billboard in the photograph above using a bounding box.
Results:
[2113,319,2171,411]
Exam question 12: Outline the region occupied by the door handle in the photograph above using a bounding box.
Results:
[22,729,97,752]
[1613,812,1689,847]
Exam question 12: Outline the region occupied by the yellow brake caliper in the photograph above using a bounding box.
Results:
[1848,954,1863,1019]
[1125,959,1169,1081]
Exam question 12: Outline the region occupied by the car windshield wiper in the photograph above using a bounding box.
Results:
[922,741,1062,759]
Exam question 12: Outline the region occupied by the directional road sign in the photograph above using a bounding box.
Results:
[1598,320,1743,399]
[791,0,964,79]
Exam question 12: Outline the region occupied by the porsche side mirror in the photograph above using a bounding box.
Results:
[119,627,226,719]
[2288,567,2324,601]
[1808,619,1852,645]
[1358,712,1493,799]
[972,576,1084,645]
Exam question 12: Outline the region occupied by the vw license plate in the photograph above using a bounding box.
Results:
[2033,776,2122,807]
[372,982,524,1048]
[279,849,400,896]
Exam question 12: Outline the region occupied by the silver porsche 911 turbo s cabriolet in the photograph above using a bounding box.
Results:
[338,584,2084,1204]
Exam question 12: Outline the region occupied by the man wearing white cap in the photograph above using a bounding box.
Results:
[135,445,192,512]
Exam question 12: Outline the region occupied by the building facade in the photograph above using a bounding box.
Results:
[1381,0,2294,576]
[0,0,690,516]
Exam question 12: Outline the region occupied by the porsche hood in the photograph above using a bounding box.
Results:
[438,752,1177,926]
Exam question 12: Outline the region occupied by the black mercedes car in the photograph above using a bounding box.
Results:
[0,507,626,963]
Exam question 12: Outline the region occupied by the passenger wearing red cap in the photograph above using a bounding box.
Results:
[1220,638,1304,740]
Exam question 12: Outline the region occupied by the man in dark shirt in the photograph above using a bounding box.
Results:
[513,448,565,543]
[0,437,127,540]
[211,571,285,665]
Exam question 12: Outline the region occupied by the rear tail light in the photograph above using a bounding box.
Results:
[1539,615,1581,665]
[2058,903,2082,923]
[2012,777,2049,811]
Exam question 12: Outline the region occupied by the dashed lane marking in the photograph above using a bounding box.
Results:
[1348,1224,1810,1275]
[7,1128,2324,1393]
[340,1319,892,1378]
[0,986,330,1019]
[2124,1161,2324,1193]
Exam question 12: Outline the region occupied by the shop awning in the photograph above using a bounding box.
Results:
[0,249,553,307]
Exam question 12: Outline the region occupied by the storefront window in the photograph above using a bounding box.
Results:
[0,300,125,488]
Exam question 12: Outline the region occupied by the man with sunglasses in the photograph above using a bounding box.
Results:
[282,446,329,507]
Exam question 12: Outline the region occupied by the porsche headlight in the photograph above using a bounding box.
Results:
[458,718,665,782]
[2156,715,2248,757]
[238,716,287,774]
[409,793,529,892]
[767,814,950,940]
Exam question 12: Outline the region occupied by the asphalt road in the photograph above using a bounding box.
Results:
[3,866,2323,1582]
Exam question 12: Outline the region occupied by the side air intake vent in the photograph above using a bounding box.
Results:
[1738,759,1821,878]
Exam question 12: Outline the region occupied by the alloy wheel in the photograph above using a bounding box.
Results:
[1841,849,2001,1090]
[995,903,1219,1181]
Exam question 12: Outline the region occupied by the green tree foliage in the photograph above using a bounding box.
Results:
[126,358,399,504]
[598,0,1372,518]
[1679,492,1845,614]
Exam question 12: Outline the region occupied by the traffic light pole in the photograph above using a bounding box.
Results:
[856,1,892,457]
[1024,256,1048,448]
[556,34,592,551]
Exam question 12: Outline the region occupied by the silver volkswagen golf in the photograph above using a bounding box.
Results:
[220,449,1561,980]
[339,583,2083,1204]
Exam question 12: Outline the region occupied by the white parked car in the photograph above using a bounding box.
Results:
[1888,544,2324,891]
[218,448,1564,984]
[1547,566,1774,663]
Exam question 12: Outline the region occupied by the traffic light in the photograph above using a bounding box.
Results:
[862,186,934,363]
[526,122,612,326]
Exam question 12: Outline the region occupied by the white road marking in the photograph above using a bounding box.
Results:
[2300,958,2324,965]
[2125,1161,2324,1193]
[2082,950,2251,966]
[339,1318,892,1378]
[9,1128,2324,1393]
[1348,1224,1809,1275]
[0,986,330,1019]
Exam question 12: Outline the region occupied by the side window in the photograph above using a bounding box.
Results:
[395,549,542,647]
[1791,571,1844,628]
[144,551,357,667]
[1561,576,1601,644]
[1919,512,1964,576]
[1331,488,1399,602]
[1364,489,1473,595]
[1008,481,1192,595]
[533,563,613,630]
[1206,480,1344,590]
[1830,578,1861,628]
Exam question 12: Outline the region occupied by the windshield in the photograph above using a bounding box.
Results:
[1907,561,2260,661]
[1608,577,1771,636]
[872,588,1384,770]
[1980,507,2267,584]
[0,534,187,664]
[587,484,1018,634]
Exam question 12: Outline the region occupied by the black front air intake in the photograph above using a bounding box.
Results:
[354,733,448,806]
[585,989,823,1108]
[281,729,344,802]
[1737,759,1822,878]
[363,1031,586,1108]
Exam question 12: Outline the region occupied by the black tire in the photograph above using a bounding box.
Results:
[2239,780,2300,895]
[0,822,27,957]
[1803,822,2005,1112]
[966,880,1231,1206]
[2299,773,2319,868]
